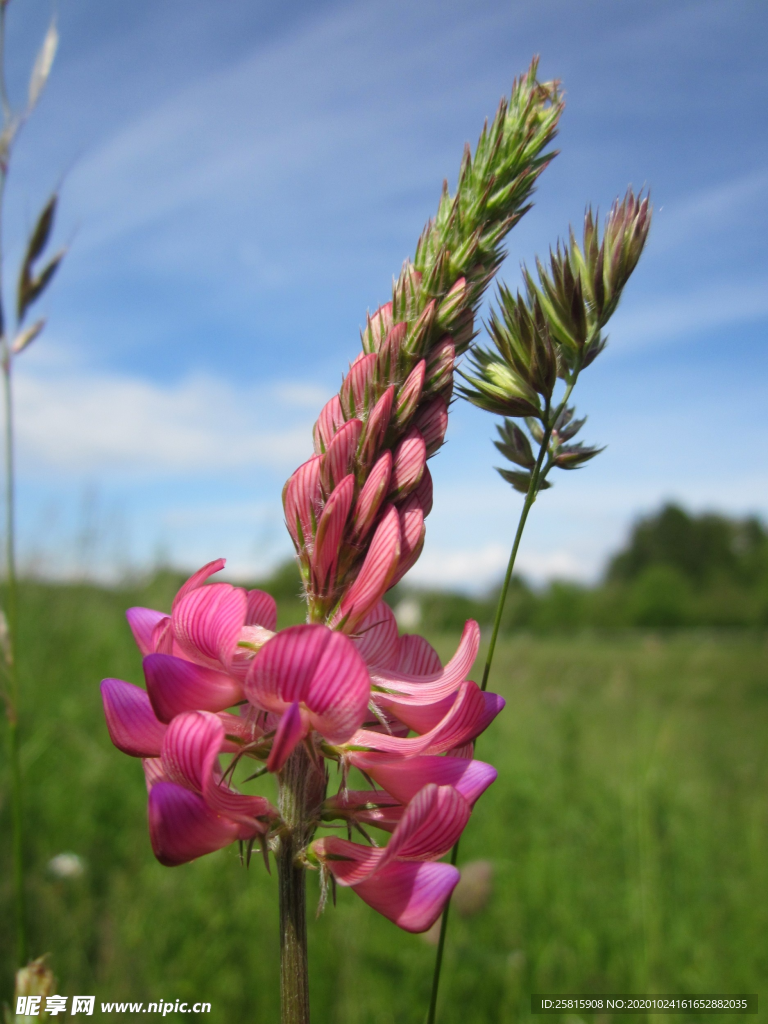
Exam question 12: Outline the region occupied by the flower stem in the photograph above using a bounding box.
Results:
[277,746,323,1024]
[426,385,576,1024]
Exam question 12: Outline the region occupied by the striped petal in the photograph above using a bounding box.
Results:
[389,497,425,588]
[349,681,504,755]
[311,835,384,885]
[143,653,244,723]
[312,474,355,590]
[321,419,362,493]
[313,395,346,455]
[101,678,167,757]
[246,590,277,630]
[370,619,480,704]
[173,583,247,668]
[267,701,308,773]
[350,752,497,807]
[246,624,370,743]
[284,455,323,550]
[350,451,392,543]
[382,784,470,865]
[148,781,256,867]
[353,860,459,933]
[335,504,401,632]
[414,396,449,456]
[397,634,441,675]
[389,428,427,500]
[375,691,456,733]
[412,466,433,517]
[352,599,399,669]
[126,607,166,656]
[359,386,395,466]
[171,559,226,610]
[340,352,378,419]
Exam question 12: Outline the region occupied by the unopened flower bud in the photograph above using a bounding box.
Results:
[393,360,425,429]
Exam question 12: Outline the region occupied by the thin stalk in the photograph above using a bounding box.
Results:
[426,382,577,1024]
[277,746,324,1024]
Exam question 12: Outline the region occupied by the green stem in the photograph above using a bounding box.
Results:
[426,382,577,1024]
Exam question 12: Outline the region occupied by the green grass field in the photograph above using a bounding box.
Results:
[1,580,767,1022]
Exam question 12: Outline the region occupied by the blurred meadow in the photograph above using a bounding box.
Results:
[1,566,766,1022]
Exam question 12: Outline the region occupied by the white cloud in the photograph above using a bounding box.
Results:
[14,361,316,478]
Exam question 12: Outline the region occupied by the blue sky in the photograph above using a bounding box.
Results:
[4,0,767,589]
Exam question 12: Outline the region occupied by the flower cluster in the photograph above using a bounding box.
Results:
[102,559,503,931]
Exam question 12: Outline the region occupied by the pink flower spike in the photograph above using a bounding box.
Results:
[350,681,504,755]
[353,860,459,933]
[414,396,449,456]
[148,781,257,867]
[369,619,480,703]
[335,504,401,632]
[284,455,323,551]
[350,451,392,544]
[358,385,395,467]
[351,600,399,670]
[143,653,244,723]
[349,752,497,807]
[171,559,227,611]
[101,678,168,757]
[388,428,427,500]
[246,624,370,744]
[313,395,346,455]
[267,701,307,773]
[173,583,248,669]
[321,419,363,493]
[126,607,167,656]
[245,590,277,630]
[313,474,356,590]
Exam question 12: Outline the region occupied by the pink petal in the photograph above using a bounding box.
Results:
[311,835,384,885]
[393,360,425,427]
[361,301,394,354]
[246,625,371,743]
[101,678,167,757]
[397,635,441,675]
[246,590,277,630]
[173,583,247,668]
[267,701,308,773]
[126,607,167,656]
[377,323,407,387]
[353,860,460,933]
[349,681,504,755]
[352,600,399,669]
[389,428,427,500]
[375,692,456,733]
[350,753,497,806]
[382,784,470,864]
[388,499,425,588]
[369,619,480,703]
[321,418,362,493]
[313,395,346,455]
[340,352,378,419]
[414,396,449,456]
[312,474,355,591]
[143,757,168,792]
[161,710,273,826]
[171,559,226,611]
[143,653,244,723]
[412,466,433,517]
[151,616,174,655]
[148,781,255,867]
[358,386,395,466]
[324,789,404,832]
[334,504,401,632]
[350,451,392,543]
[284,455,323,550]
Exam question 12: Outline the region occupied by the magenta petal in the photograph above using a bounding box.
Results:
[352,600,399,669]
[126,607,167,656]
[311,835,384,885]
[353,860,459,933]
[101,678,167,757]
[267,701,307,773]
[171,559,226,611]
[396,634,441,675]
[369,619,480,704]
[246,590,277,630]
[313,394,345,455]
[350,752,497,806]
[148,781,252,867]
[335,504,401,632]
[143,653,244,722]
[313,474,355,589]
[375,692,456,733]
[173,583,247,667]
[284,455,323,549]
[322,418,362,492]
[389,428,427,500]
[246,624,330,711]
[383,784,470,864]
[350,682,504,755]
[350,451,392,543]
